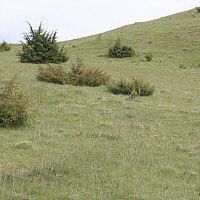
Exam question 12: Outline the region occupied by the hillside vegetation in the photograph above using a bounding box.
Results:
[0,8,200,199]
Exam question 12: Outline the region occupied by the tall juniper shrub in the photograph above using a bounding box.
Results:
[17,22,69,64]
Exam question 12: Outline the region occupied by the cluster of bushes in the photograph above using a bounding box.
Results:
[0,40,11,52]
[36,57,111,87]
[1,23,155,128]
[36,56,154,97]
[17,22,152,63]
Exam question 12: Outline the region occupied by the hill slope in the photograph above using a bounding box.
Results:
[63,8,200,67]
[0,8,200,199]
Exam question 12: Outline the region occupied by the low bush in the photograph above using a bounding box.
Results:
[144,52,153,61]
[0,40,11,52]
[107,78,155,96]
[0,75,35,127]
[109,38,135,58]
[67,57,111,86]
[36,63,67,84]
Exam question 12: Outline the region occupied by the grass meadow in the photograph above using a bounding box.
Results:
[0,8,200,199]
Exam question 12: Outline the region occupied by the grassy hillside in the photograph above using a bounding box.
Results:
[0,8,200,199]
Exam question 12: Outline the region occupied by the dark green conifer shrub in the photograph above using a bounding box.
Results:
[17,22,69,64]
[109,38,135,58]
[36,63,67,84]
[144,52,153,61]
[67,57,111,86]
[0,40,11,52]
[107,78,155,96]
[0,75,35,127]
[196,7,200,12]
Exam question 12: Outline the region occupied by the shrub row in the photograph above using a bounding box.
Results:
[36,57,154,97]
[36,57,111,87]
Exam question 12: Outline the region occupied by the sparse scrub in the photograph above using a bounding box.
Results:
[0,74,35,127]
[109,38,135,58]
[36,63,67,84]
[144,52,153,61]
[17,22,69,64]
[67,57,111,86]
[107,78,155,96]
[0,40,11,52]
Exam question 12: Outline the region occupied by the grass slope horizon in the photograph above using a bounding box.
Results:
[1,8,200,199]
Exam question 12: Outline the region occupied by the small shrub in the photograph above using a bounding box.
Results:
[67,57,111,86]
[196,7,200,12]
[36,63,67,84]
[97,33,102,42]
[144,52,153,61]
[179,64,186,69]
[17,22,69,64]
[109,38,135,58]
[107,78,155,96]
[0,74,35,128]
[15,141,33,149]
[0,40,11,52]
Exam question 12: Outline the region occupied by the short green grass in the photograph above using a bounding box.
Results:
[0,8,200,199]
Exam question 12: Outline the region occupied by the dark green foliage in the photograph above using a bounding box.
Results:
[0,40,11,52]
[67,57,111,86]
[109,38,135,58]
[107,78,155,96]
[196,7,200,12]
[17,22,69,64]
[144,52,153,61]
[36,63,67,84]
[0,75,35,128]
[179,64,186,69]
